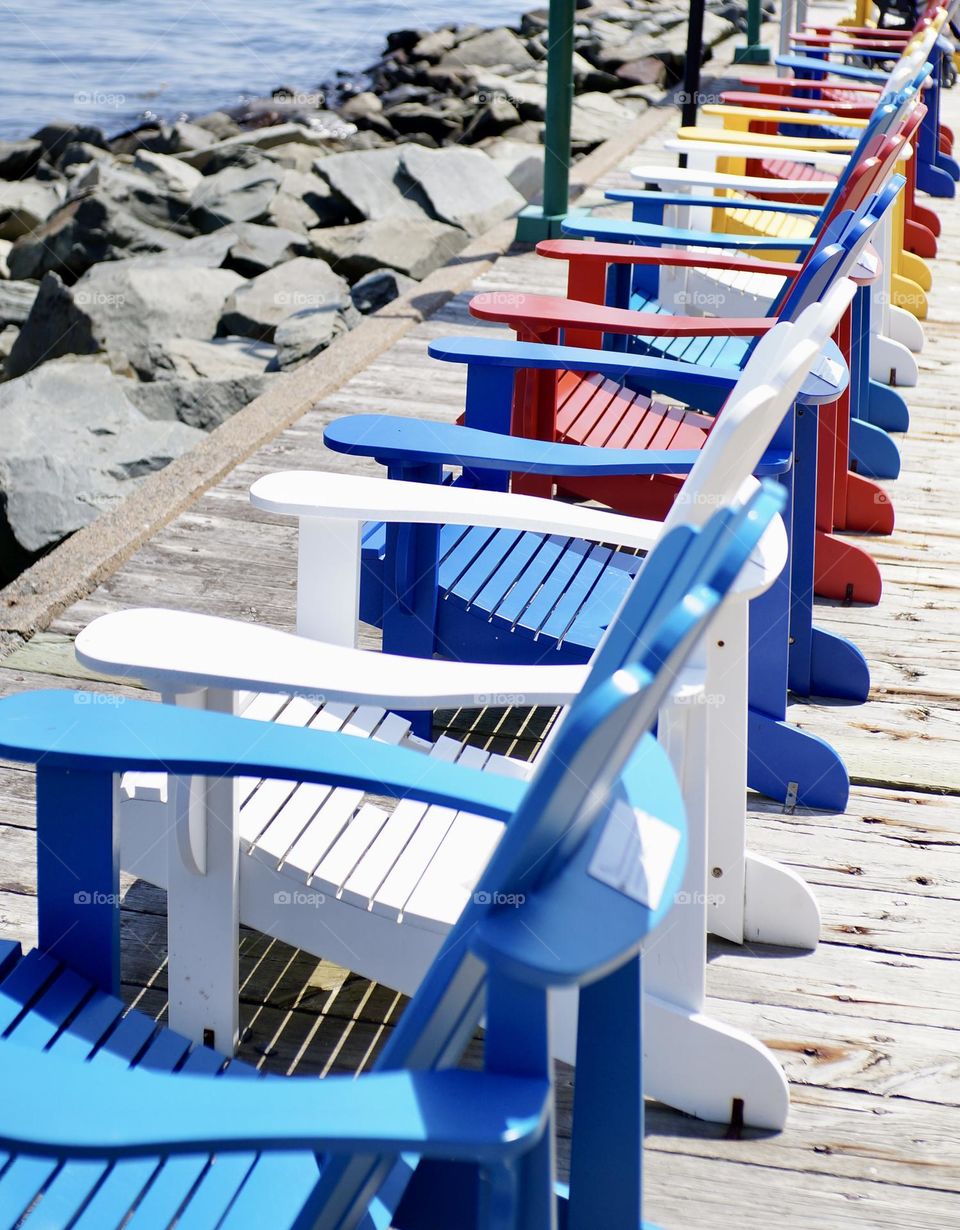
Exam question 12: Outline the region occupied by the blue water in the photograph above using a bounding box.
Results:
[0,1,526,140]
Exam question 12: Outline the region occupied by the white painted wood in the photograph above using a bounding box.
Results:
[887,302,926,352]
[165,686,240,1054]
[630,165,836,194]
[296,515,360,646]
[871,332,919,386]
[743,852,822,949]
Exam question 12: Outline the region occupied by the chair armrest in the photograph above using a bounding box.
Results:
[0,1050,549,1162]
[536,238,803,277]
[469,291,774,339]
[717,90,872,115]
[249,469,666,550]
[323,416,792,479]
[774,53,889,83]
[664,137,851,172]
[629,164,835,195]
[561,212,817,251]
[76,608,590,710]
[701,102,869,129]
[0,690,526,821]
[603,188,823,216]
[675,125,858,152]
[427,334,740,383]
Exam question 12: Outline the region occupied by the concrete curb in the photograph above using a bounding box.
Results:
[0,103,677,641]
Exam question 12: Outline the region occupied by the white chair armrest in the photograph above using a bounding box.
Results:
[75,610,589,710]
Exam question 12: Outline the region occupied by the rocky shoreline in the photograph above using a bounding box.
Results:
[0,0,747,585]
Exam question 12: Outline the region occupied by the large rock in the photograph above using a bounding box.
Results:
[0,361,203,564]
[72,158,197,234]
[266,168,348,231]
[0,281,39,327]
[124,373,269,430]
[314,147,431,221]
[177,120,354,171]
[350,267,416,314]
[6,265,243,378]
[0,139,43,180]
[398,145,524,236]
[570,92,638,151]
[447,27,537,71]
[132,148,204,198]
[274,305,356,369]
[484,139,545,202]
[219,256,354,341]
[309,216,468,281]
[142,335,277,381]
[0,180,64,240]
[31,121,107,163]
[7,192,182,281]
[189,159,283,232]
[221,221,312,277]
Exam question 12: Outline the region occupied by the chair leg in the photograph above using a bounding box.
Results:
[891,273,927,319]
[885,304,925,353]
[747,708,849,811]
[814,531,883,605]
[743,852,820,949]
[843,473,895,534]
[867,380,910,433]
[849,419,901,480]
[869,334,918,388]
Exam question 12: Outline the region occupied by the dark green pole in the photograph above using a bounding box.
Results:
[734,0,771,64]
[516,0,577,241]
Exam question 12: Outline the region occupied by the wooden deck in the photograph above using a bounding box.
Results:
[1,55,958,1230]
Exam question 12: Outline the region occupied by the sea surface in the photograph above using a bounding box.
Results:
[0,1,527,140]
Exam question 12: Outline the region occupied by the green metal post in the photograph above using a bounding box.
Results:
[515,0,577,242]
[734,0,771,64]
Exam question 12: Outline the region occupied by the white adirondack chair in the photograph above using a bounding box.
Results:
[75,284,854,1132]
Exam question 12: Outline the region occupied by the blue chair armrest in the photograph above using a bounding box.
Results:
[775,54,889,83]
[0,1047,549,1161]
[0,691,524,822]
[604,189,823,217]
[327,416,716,477]
[561,213,816,251]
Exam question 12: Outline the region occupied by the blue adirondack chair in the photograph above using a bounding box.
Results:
[324,194,895,812]
[0,484,785,1230]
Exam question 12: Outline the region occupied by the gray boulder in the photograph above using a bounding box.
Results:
[0,179,64,240]
[399,145,524,236]
[142,335,277,381]
[125,373,269,430]
[447,27,537,71]
[0,138,43,180]
[31,121,107,162]
[219,256,354,341]
[265,168,348,231]
[6,264,243,378]
[0,361,203,559]
[314,147,431,221]
[177,120,354,171]
[484,139,545,201]
[7,192,182,281]
[189,159,283,232]
[72,158,197,234]
[0,281,39,327]
[570,92,638,151]
[132,148,204,197]
[222,221,312,277]
[274,304,357,369]
[350,267,416,314]
[309,216,468,281]
[166,120,217,154]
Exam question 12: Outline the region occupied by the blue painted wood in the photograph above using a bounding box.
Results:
[604,188,823,216]
[561,212,818,251]
[775,53,889,82]
[850,418,901,478]
[36,766,119,995]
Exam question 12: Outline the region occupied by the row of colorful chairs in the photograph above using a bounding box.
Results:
[0,10,952,1227]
